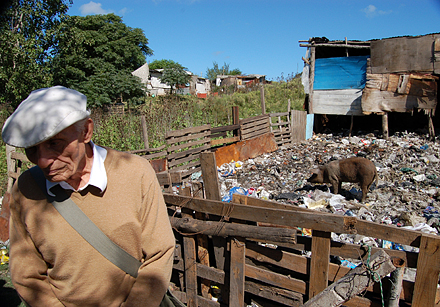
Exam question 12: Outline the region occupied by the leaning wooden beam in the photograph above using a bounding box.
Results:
[170,217,296,244]
[387,258,406,307]
[301,250,397,307]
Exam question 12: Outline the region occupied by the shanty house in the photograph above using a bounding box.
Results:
[300,34,439,137]
[216,74,266,89]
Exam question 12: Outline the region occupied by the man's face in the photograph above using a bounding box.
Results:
[25,119,93,183]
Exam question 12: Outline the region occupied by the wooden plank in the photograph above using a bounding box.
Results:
[241,118,270,131]
[169,163,200,174]
[271,121,290,127]
[245,280,303,306]
[168,156,203,170]
[210,136,240,146]
[241,128,271,141]
[269,111,290,117]
[197,295,219,307]
[196,263,225,284]
[166,124,211,138]
[370,34,440,74]
[183,235,197,306]
[180,193,198,307]
[163,194,427,247]
[10,151,29,162]
[309,230,331,298]
[167,137,210,153]
[230,237,245,307]
[200,152,220,201]
[211,124,240,134]
[239,114,269,125]
[245,264,307,294]
[128,144,166,154]
[291,110,307,142]
[412,235,440,306]
[167,143,210,160]
[156,172,171,187]
[166,130,211,147]
[362,88,437,113]
[312,89,363,116]
[142,151,167,160]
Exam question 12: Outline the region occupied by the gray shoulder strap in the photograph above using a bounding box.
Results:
[29,166,142,278]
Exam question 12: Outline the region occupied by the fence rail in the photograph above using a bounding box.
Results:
[164,192,440,307]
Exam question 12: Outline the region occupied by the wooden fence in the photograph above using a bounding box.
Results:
[165,192,440,307]
[4,131,440,307]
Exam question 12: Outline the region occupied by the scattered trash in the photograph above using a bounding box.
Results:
[213,130,440,237]
[0,247,8,265]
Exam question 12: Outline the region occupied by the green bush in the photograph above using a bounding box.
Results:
[0,76,305,193]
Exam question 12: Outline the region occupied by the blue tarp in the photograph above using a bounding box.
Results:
[313,56,369,90]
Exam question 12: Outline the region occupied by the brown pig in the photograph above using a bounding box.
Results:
[307,157,378,202]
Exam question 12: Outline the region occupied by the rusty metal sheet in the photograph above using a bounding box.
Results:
[214,133,278,167]
[149,158,167,173]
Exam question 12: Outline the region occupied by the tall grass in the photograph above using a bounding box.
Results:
[0,75,305,193]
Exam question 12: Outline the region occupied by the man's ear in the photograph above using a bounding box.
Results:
[83,118,94,143]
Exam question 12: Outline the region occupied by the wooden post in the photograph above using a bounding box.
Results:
[349,115,354,137]
[229,237,245,307]
[6,144,16,193]
[232,106,240,138]
[428,112,435,141]
[197,152,221,299]
[309,230,331,298]
[260,85,266,115]
[382,113,389,139]
[387,258,406,307]
[309,45,315,114]
[412,235,440,306]
[200,152,220,201]
[180,187,198,307]
[140,115,149,149]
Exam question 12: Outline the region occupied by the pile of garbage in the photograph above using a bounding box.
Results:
[216,131,440,245]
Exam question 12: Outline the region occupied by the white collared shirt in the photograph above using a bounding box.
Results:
[46,141,108,196]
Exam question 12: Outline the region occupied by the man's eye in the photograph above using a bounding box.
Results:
[49,141,63,150]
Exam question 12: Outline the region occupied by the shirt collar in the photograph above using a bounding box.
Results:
[46,141,108,196]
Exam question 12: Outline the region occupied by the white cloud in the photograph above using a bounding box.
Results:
[362,4,392,18]
[80,1,111,15]
[118,7,128,16]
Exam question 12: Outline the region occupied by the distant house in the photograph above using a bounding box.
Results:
[216,74,266,88]
[132,64,210,96]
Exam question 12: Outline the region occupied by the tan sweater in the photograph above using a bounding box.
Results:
[9,148,175,307]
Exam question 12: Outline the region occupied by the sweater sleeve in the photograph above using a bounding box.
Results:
[121,166,175,307]
[9,184,64,307]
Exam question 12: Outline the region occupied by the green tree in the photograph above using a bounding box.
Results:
[52,13,152,107]
[149,59,181,70]
[205,62,242,81]
[0,0,71,108]
[149,59,191,95]
[160,66,191,95]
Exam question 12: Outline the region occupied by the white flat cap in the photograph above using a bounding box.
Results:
[2,86,90,148]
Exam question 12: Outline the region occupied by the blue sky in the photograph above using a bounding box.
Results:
[67,0,440,81]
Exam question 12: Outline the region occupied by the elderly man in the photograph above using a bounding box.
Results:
[2,86,175,306]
